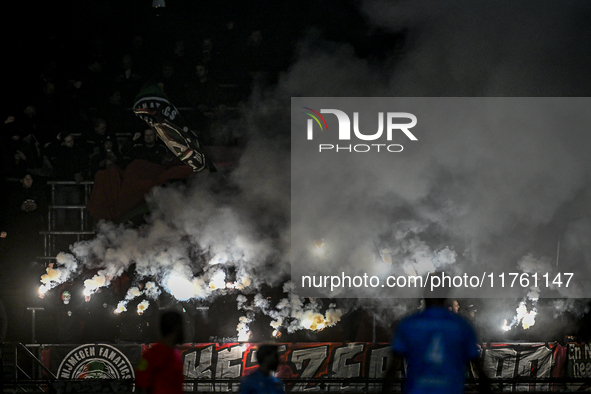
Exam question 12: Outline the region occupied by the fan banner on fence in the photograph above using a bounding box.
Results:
[40,342,574,392]
[566,343,591,378]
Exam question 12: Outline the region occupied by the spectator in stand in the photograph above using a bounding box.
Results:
[155,60,186,105]
[117,295,155,344]
[1,116,39,179]
[199,37,217,67]
[216,17,245,84]
[170,40,192,80]
[80,287,118,343]
[128,33,152,78]
[85,118,120,159]
[20,106,40,141]
[13,107,45,172]
[12,174,47,215]
[50,132,88,181]
[125,128,170,165]
[185,63,223,127]
[90,135,121,175]
[97,88,142,137]
[115,54,143,106]
[35,81,66,142]
[43,288,83,343]
[81,38,110,108]
[3,174,47,262]
[243,29,271,86]
[62,77,90,134]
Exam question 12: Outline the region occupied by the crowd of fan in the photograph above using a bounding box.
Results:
[0,18,271,208]
[0,19,273,335]
[1,20,270,182]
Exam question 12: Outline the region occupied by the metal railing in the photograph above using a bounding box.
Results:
[2,342,591,394]
[3,376,591,393]
[39,181,95,260]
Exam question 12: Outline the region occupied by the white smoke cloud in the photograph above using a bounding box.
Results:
[37,0,591,339]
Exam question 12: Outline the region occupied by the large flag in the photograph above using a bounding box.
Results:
[133,84,216,172]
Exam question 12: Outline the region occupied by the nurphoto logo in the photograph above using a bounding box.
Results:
[303,107,418,153]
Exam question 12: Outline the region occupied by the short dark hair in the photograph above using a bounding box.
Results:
[256,344,278,364]
[423,271,452,304]
[160,311,183,337]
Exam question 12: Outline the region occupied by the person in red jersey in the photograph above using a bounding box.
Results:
[135,310,184,394]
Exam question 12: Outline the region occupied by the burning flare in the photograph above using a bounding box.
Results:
[83,273,108,296]
[502,301,538,331]
[237,316,252,342]
[137,300,150,315]
[114,301,127,314]
[208,270,227,290]
[501,319,511,332]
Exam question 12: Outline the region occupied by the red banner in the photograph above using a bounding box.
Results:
[39,342,577,392]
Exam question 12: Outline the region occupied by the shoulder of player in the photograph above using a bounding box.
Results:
[240,370,261,386]
[399,308,430,324]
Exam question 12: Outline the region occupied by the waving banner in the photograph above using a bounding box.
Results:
[133,84,216,173]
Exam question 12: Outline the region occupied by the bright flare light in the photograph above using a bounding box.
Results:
[237,316,252,342]
[512,301,537,330]
[314,239,325,257]
[115,302,127,314]
[84,273,107,296]
[240,275,251,289]
[127,287,141,298]
[166,273,197,301]
[501,319,511,332]
[522,309,537,330]
[137,300,150,315]
[237,329,251,342]
[301,312,327,331]
[209,270,226,290]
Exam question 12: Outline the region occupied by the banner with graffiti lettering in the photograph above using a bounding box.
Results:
[181,342,393,392]
[39,342,579,392]
[480,343,560,392]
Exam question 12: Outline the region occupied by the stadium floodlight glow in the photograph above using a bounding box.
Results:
[313,239,325,257]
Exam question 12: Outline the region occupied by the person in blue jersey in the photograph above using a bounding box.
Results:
[239,345,284,394]
[383,272,491,394]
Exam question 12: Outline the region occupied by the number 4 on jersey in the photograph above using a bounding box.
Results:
[426,334,444,365]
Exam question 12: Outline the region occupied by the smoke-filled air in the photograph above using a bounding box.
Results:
[38,0,591,340]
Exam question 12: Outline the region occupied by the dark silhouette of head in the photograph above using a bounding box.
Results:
[423,271,452,308]
[160,311,184,345]
[256,344,280,375]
